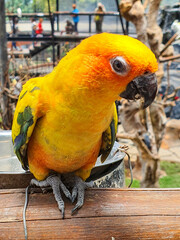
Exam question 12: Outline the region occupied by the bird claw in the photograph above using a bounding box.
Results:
[71,186,77,203]
[71,177,94,215]
[41,187,52,194]
[29,174,93,217]
[30,174,71,218]
[71,202,82,215]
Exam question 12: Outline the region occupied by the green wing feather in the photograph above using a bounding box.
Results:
[100,103,118,163]
[12,78,42,170]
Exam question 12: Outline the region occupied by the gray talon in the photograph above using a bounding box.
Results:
[71,176,93,215]
[29,174,93,217]
[72,202,82,214]
[59,181,72,202]
[71,186,78,203]
[30,174,71,218]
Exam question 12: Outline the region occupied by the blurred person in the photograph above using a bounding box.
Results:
[65,20,74,34]
[31,18,37,38]
[17,7,22,18]
[31,18,36,47]
[36,18,43,37]
[10,17,22,51]
[71,4,79,34]
[94,2,106,33]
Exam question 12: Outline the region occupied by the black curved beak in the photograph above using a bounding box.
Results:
[120,72,157,108]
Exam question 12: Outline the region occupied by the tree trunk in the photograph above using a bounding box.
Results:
[0,0,12,129]
[118,0,165,188]
[146,0,162,58]
[120,0,148,44]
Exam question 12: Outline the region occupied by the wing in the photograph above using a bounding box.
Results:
[12,77,44,170]
[100,103,118,163]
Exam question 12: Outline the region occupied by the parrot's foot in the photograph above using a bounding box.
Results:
[30,174,72,218]
[70,176,93,214]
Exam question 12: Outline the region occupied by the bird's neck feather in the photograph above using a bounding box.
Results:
[46,65,119,114]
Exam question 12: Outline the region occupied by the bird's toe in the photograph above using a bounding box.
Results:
[71,176,93,215]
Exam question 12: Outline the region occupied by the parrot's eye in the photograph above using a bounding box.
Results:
[110,57,129,76]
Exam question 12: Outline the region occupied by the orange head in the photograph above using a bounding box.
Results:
[72,4,76,9]
[39,18,43,23]
[54,33,158,108]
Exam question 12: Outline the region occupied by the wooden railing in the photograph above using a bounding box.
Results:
[1,188,180,239]
[6,11,122,34]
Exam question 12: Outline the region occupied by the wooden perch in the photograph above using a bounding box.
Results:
[0,188,180,239]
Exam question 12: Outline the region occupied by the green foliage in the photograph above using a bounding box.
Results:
[5,0,56,13]
[5,0,33,13]
[125,161,180,188]
[5,0,98,13]
[76,0,97,11]
[159,175,180,188]
[33,0,56,13]
[125,178,140,188]
[160,161,180,175]
[59,0,97,11]
[159,161,180,188]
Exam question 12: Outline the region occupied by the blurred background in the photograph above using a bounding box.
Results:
[0,0,180,189]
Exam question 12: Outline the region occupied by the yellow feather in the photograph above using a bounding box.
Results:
[12,33,158,180]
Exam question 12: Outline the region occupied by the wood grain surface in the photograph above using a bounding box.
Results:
[0,188,180,239]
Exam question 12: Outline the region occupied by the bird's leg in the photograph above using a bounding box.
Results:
[70,175,93,214]
[30,174,72,218]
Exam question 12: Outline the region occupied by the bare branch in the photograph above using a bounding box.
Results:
[159,54,180,63]
[159,33,178,57]
[163,61,171,103]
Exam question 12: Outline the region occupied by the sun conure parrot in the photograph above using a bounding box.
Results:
[12,33,158,216]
